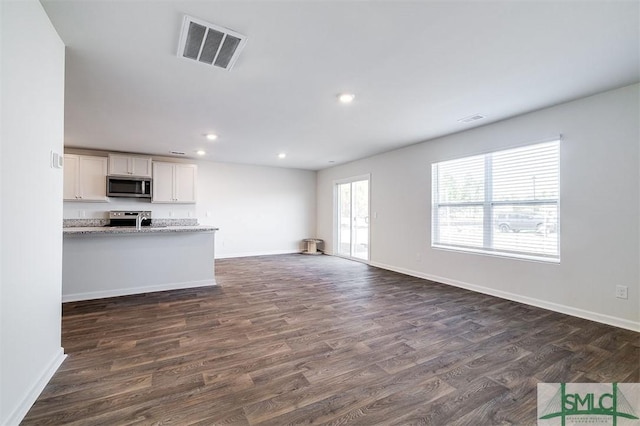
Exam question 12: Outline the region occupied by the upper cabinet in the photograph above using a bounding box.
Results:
[108,154,152,178]
[152,162,197,204]
[63,154,108,202]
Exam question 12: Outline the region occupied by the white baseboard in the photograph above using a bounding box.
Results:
[216,249,300,259]
[369,260,640,332]
[62,279,217,303]
[4,348,66,426]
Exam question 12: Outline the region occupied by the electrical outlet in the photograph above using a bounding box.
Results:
[615,285,628,299]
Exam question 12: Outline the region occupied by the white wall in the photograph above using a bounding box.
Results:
[63,155,317,258]
[0,1,66,425]
[0,0,3,421]
[196,162,317,258]
[318,84,640,331]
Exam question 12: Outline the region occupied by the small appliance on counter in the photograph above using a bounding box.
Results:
[106,211,152,228]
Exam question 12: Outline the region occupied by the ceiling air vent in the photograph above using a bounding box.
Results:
[458,114,486,124]
[177,15,247,71]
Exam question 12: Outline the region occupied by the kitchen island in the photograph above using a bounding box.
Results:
[62,225,218,302]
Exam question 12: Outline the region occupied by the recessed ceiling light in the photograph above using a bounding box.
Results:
[205,133,218,141]
[197,150,206,156]
[278,153,286,159]
[338,93,355,104]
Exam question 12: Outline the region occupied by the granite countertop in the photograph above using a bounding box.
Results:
[63,225,219,235]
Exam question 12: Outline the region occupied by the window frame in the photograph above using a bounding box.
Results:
[431,139,560,263]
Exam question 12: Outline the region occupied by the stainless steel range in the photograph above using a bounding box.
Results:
[107,211,151,229]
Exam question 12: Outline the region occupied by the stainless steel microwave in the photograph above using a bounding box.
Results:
[107,176,152,198]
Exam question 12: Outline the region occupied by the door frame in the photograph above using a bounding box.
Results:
[332,174,371,263]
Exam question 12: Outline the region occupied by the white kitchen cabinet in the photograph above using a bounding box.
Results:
[63,155,79,200]
[108,154,152,177]
[151,162,175,203]
[174,164,197,202]
[152,162,197,203]
[64,154,108,202]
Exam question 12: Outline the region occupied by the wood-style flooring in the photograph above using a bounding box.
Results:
[22,254,639,425]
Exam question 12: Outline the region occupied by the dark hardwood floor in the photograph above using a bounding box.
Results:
[22,254,639,425]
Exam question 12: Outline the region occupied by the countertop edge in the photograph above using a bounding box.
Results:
[63,226,219,235]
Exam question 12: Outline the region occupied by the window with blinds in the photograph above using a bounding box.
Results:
[431,140,560,261]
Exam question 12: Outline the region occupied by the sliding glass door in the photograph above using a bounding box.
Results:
[336,176,370,261]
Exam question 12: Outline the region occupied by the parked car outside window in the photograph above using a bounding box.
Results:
[495,213,547,233]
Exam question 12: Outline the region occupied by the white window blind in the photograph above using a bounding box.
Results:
[432,140,560,261]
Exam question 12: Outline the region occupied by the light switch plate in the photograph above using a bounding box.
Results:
[50,151,63,169]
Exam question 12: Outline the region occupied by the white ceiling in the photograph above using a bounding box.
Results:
[41,1,639,171]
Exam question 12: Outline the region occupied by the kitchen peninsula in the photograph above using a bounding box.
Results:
[63,220,218,302]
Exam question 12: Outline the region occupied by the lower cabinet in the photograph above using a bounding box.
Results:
[152,162,197,203]
[63,154,108,202]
